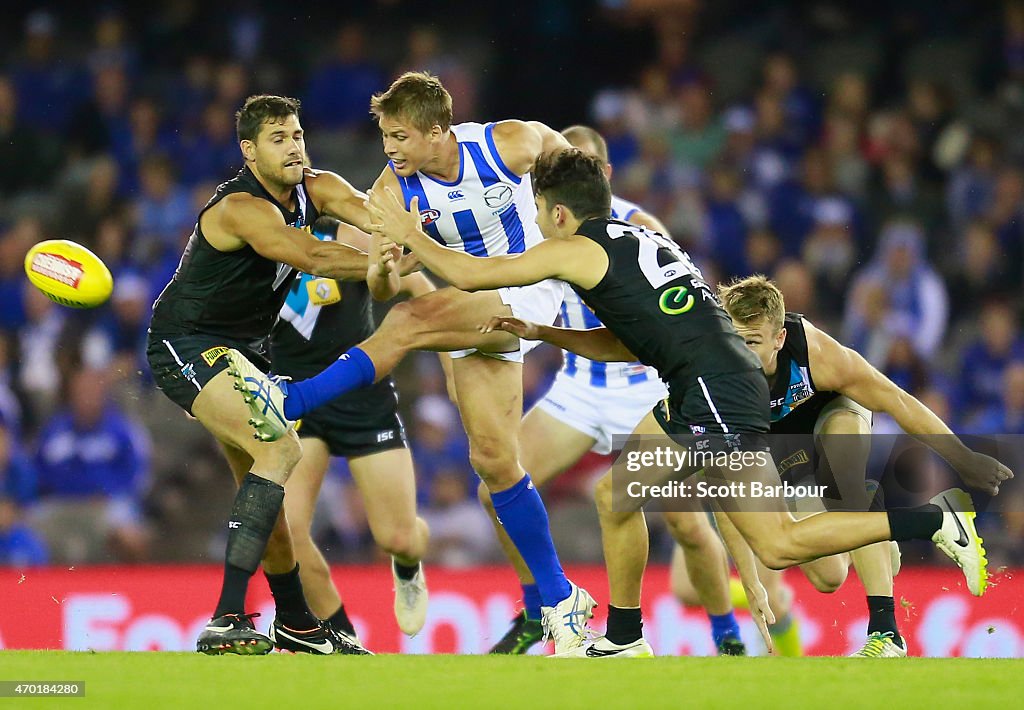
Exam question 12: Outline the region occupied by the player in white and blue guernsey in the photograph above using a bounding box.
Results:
[233,72,598,654]
[481,126,747,656]
[386,122,538,259]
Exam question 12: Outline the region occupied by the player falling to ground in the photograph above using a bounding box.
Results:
[674,275,970,657]
[483,125,746,656]
[272,215,443,649]
[228,72,597,653]
[146,95,412,655]
[359,148,1007,657]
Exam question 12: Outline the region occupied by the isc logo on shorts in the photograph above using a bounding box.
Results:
[376,430,395,443]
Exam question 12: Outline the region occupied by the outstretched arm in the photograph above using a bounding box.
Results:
[211,193,369,280]
[367,187,606,291]
[482,316,637,363]
[333,221,401,300]
[712,506,775,653]
[806,320,1013,494]
[306,168,374,233]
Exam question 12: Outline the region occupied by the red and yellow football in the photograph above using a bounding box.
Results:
[24,239,114,309]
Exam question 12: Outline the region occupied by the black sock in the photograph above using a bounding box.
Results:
[886,504,942,541]
[328,604,356,637]
[212,474,285,618]
[213,563,251,618]
[265,563,318,630]
[605,605,643,645]
[394,560,420,581]
[866,595,902,647]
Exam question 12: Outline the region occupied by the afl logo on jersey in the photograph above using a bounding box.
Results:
[420,209,441,225]
[484,184,513,209]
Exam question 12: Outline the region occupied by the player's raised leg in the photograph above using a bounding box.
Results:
[480,406,597,653]
[714,451,986,596]
[349,447,430,637]
[234,286,518,434]
[234,286,594,649]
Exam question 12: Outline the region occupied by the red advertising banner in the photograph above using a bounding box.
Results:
[1,565,1020,656]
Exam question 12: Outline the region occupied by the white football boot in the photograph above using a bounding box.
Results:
[930,488,987,596]
[559,636,655,658]
[392,560,428,636]
[541,581,596,655]
[227,349,294,442]
[849,632,907,658]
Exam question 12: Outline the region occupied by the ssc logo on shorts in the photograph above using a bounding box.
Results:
[201,346,230,367]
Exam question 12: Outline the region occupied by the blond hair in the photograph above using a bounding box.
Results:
[717,275,786,333]
[370,71,452,133]
[561,125,609,163]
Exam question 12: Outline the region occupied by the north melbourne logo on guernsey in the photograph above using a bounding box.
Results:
[31,252,84,288]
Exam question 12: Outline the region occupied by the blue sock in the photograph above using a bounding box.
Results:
[490,474,571,607]
[709,611,741,647]
[522,583,542,621]
[283,347,375,420]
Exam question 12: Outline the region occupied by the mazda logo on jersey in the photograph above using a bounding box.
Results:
[420,209,441,225]
[483,184,513,209]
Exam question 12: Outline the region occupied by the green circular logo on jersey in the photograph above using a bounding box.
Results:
[659,286,695,315]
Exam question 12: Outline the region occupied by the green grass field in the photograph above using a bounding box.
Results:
[0,652,1020,709]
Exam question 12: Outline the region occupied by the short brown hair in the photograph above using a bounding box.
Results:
[236,94,301,143]
[561,125,609,163]
[532,148,611,221]
[717,274,786,332]
[370,71,452,133]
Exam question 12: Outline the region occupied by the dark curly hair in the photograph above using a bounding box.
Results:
[235,94,301,143]
[532,148,611,221]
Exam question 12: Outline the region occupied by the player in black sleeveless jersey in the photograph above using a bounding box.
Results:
[367,148,1009,657]
[671,275,1013,658]
[272,215,438,643]
[146,94,403,655]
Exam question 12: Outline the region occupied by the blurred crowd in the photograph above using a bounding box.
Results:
[1,1,1023,570]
